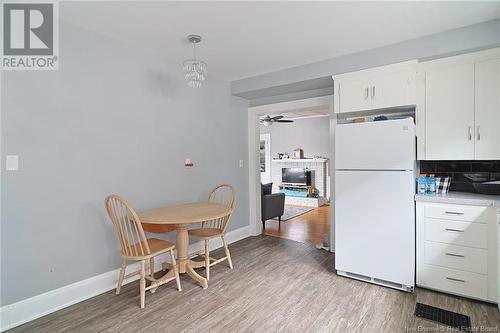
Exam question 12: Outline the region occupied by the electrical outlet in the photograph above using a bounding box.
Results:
[6,155,19,171]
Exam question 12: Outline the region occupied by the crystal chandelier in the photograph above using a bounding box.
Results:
[183,35,207,88]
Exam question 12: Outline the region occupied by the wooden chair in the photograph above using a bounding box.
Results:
[188,184,236,280]
[105,195,181,308]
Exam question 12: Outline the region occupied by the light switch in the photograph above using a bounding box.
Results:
[6,155,19,171]
[239,160,244,168]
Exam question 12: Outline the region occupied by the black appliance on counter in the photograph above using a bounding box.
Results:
[450,173,500,195]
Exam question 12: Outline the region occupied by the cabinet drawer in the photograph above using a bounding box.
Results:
[420,264,487,300]
[424,219,487,249]
[424,203,490,223]
[424,241,487,274]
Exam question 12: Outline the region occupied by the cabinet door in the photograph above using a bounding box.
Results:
[425,64,475,160]
[337,76,371,113]
[475,59,500,160]
[371,70,415,110]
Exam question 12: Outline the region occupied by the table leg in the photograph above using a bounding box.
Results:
[175,225,208,289]
[176,225,189,273]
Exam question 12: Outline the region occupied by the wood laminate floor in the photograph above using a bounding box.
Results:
[9,236,499,333]
[264,204,330,245]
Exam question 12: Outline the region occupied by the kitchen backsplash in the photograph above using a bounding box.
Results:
[419,160,500,193]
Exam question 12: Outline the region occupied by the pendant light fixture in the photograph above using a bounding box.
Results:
[183,34,207,88]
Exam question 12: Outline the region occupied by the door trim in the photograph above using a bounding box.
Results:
[247,96,335,249]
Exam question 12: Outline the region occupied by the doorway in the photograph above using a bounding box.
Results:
[247,96,335,249]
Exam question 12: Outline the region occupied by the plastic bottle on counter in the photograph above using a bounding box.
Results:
[427,174,436,193]
[417,174,427,194]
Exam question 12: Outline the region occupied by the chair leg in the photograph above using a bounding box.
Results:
[278,216,281,226]
[204,239,210,281]
[149,257,155,277]
[170,249,182,291]
[116,259,127,295]
[221,235,233,269]
[262,220,265,231]
[139,260,146,309]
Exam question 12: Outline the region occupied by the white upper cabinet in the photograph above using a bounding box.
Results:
[334,60,417,114]
[336,76,371,113]
[424,64,475,160]
[417,48,500,160]
[475,59,500,160]
[371,70,416,110]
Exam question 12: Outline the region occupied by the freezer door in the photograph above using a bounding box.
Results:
[334,170,415,287]
[335,118,415,170]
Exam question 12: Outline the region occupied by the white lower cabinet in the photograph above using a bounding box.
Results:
[419,264,488,300]
[416,202,498,302]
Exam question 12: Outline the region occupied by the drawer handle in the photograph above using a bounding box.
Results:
[444,228,464,233]
[445,252,465,258]
[446,277,465,283]
[444,211,464,215]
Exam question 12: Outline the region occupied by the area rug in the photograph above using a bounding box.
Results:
[272,206,314,221]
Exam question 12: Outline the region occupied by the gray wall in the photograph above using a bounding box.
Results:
[232,19,500,100]
[260,116,330,160]
[1,21,249,306]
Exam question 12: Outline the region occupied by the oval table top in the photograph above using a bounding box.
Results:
[138,202,232,225]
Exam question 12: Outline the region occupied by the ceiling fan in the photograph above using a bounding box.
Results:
[260,115,294,126]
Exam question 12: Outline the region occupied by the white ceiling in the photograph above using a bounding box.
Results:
[62,1,500,81]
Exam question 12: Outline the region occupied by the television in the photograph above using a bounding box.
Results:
[281,168,311,185]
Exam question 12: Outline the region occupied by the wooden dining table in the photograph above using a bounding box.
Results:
[138,202,232,289]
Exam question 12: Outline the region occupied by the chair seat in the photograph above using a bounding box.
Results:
[188,228,223,239]
[123,238,175,259]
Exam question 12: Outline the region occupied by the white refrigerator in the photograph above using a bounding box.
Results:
[334,118,416,292]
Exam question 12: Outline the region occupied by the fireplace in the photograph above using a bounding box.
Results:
[271,158,329,200]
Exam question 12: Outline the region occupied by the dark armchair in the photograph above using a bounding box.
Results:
[261,183,285,230]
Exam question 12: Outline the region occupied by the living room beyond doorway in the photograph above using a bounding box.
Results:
[259,108,331,246]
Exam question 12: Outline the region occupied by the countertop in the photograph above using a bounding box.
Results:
[415,191,500,208]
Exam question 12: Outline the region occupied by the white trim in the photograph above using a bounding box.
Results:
[0,225,251,332]
[250,96,332,115]
[328,99,336,250]
[285,114,330,120]
[247,96,334,240]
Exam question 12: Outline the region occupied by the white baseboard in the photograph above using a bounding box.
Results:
[0,225,251,332]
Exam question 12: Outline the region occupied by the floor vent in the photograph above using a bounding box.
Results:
[415,303,471,331]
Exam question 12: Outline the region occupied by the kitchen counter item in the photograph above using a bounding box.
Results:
[473,180,500,195]
[415,191,500,207]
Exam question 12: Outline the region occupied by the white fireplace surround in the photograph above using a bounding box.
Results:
[271,158,329,199]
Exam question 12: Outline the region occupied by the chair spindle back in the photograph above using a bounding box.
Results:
[105,195,150,257]
[203,184,236,232]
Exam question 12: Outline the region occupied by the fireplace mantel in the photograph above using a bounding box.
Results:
[272,158,327,163]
